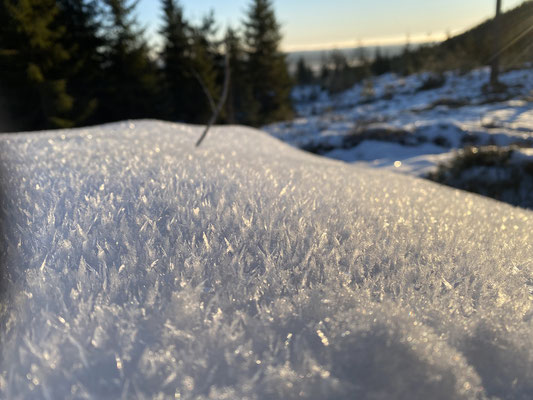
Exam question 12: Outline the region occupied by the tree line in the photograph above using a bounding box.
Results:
[296,0,533,94]
[0,0,293,132]
[293,45,426,95]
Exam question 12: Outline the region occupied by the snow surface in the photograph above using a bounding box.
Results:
[0,120,532,399]
[265,67,533,176]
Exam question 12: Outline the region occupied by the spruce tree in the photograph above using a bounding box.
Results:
[400,41,414,76]
[55,0,103,125]
[224,28,256,125]
[98,0,159,122]
[296,57,314,85]
[188,12,220,123]
[0,1,16,131]
[244,0,293,125]
[160,3,223,124]
[0,0,74,131]
[159,0,193,121]
[371,47,391,76]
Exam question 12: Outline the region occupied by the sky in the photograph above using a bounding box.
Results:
[138,0,526,52]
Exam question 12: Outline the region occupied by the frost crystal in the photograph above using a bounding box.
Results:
[0,120,532,399]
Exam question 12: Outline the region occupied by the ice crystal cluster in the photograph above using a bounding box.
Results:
[0,121,532,399]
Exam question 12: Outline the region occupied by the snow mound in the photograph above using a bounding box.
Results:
[0,120,532,399]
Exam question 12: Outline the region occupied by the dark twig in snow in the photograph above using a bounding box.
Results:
[192,70,217,115]
[195,49,231,147]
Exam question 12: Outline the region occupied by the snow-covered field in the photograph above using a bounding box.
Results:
[0,121,532,399]
[265,67,533,176]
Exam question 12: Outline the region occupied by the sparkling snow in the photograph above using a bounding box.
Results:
[0,121,532,399]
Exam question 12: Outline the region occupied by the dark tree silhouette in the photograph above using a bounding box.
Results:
[223,28,257,125]
[0,0,74,130]
[159,0,193,120]
[244,0,293,125]
[98,0,160,122]
[56,0,103,125]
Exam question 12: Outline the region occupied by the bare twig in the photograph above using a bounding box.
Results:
[195,48,231,147]
[192,70,217,114]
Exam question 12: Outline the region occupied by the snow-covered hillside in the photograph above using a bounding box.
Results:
[265,67,533,176]
[0,121,532,399]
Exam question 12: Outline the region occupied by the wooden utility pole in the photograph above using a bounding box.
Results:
[490,0,502,87]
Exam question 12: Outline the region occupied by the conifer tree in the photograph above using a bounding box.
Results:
[224,28,256,124]
[371,47,391,76]
[296,57,314,85]
[244,0,293,125]
[188,12,220,123]
[0,0,74,131]
[400,41,414,76]
[55,0,103,125]
[160,3,222,123]
[159,0,193,120]
[98,0,159,122]
[0,2,17,131]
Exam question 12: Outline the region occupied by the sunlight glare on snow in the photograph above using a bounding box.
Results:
[0,121,531,399]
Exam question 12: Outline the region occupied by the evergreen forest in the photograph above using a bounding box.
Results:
[0,0,293,132]
[2,0,533,132]
[295,1,533,94]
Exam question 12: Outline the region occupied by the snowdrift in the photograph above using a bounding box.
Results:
[0,120,532,399]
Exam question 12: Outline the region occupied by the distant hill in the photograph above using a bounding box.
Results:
[288,1,533,76]
[286,44,407,72]
[426,0,533,71]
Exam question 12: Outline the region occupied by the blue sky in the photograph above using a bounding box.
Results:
[138,0,525,51]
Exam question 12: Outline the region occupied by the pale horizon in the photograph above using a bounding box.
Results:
[280,30,465,53]
[139,0,526,53]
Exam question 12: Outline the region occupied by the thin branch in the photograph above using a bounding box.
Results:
[192,70,217,115]
[195,48,231,147]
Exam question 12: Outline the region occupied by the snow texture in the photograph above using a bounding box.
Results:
[0,120,532,399]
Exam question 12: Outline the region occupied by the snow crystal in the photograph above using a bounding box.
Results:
[0,120,532,399]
